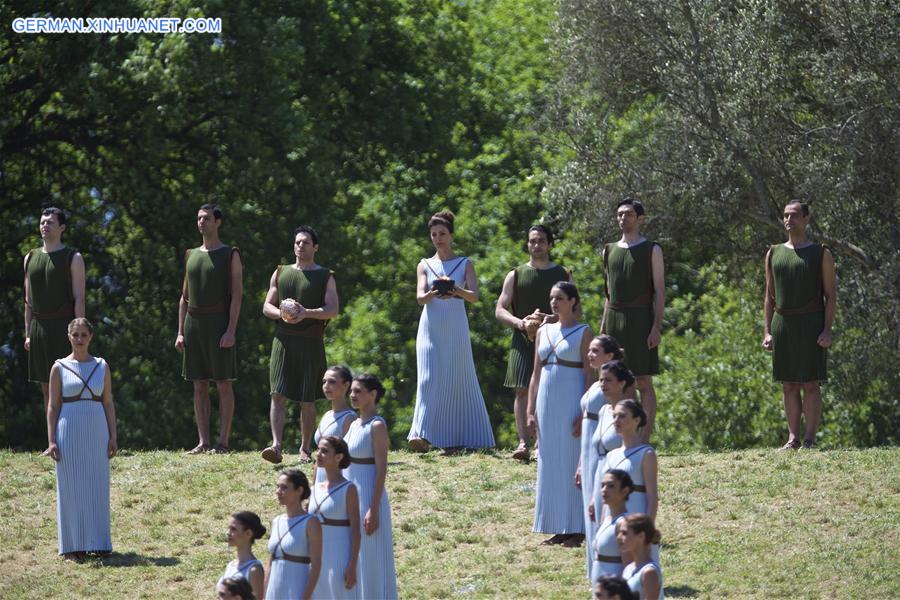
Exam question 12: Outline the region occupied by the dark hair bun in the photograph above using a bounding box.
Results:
[231,511,267,541]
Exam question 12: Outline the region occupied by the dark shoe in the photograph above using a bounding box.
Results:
[540,534,568,545]
[261,445,283,464]
[801,439,817,450]
[185,444,211,455]
[512,443,530,461]
[441,446,464,456]
[298,450,313,464]
[211,444,230,454]
[408,438,430,453]
[561,534,585,548]
[779,439,801,451]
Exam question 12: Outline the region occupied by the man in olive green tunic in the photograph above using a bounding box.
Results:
[496,225,571,460]
[600,198,664,440]
[763,201,835,450]
[260,226,339,464]
[174,204,243,455]
[23,207,86,411]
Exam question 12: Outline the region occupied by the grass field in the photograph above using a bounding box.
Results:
[0,447,897,599]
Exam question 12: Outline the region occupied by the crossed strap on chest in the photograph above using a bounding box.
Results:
[311,480,352,526]
[25,248,77,320]
[606,444,651,492]
[768,244,827,316]
[595,514,627,563]
[348,416,379,464]
[315,409,355,441]
[603,243,656,309]
[271,514,313,563]
[539,325,587,369]
[184,246,240,315]
[57,360,102,403]
[423,257,466,282]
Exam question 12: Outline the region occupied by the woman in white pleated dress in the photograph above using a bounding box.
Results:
[44,318,117,561]
[617,514,664,599]
[407,210,495,453]
[311,435,360,599]
[528,281,594,547]
[577,335,624,574]
[265,469,322,600]
[314,365,356,483]
[344,374,398,599]
[217,511,265,599]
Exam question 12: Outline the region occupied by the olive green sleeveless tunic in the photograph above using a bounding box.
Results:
[602,241,659,376]
[504,263,570,388]
[182,246,238,381]
[26,247,76,382]
[770,244,827,382]
[269,266,334,402]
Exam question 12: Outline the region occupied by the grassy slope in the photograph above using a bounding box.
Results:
[0,447,897,599]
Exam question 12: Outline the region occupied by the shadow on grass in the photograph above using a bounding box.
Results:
[87,552,180,568]
[665,585,700,597]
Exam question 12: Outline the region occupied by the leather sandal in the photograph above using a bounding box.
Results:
[512,443,530,461]
[261,445,283,464]
[408,438,430,453]
[211,444,230,454]
[185,443,211,455]
[779,439,801,451]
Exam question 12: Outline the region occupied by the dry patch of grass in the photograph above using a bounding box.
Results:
[0,447,897,598]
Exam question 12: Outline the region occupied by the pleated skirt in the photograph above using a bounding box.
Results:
[533,364,584,534]
[266,560,309,600]
[344,463,397,600]
[183,313,237,381]
[771,311,827,382]
[581,416,600,575]
[604,306,658,376]
[56,401,111,554]
[408,298,495,448]
[503,332,535,389]
[270,333,326,402]
[28,317,70,383]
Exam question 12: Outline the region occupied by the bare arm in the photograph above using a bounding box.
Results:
[580,326,596,394]
[647,245,664,349]
[302,273,339,320]
[526,331,543,437]
[23,254,32,351]
[45,363,62,461]
[262,269,282,320]
[263,556,272,599]
[365,420,390,535]
[642,566,661,600]
[495,270,524,329]
[302,518,322,600]
[762,248,775,351]
[344,484,361,590]
[174,266,188,351]
[70,252,86,318]
[219,250,243,348]
[450,259,479,303]
[818,249,836,348]
[101,361,117,458]
[248,563,265,600]
[643,449,658,520]
[416,262,440,305]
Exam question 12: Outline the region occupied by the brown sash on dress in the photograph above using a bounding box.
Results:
[271,514,313,563]
[539,325,587,369]
[57,360,102,402]
[311,480,353,527]
[349,456,375,464]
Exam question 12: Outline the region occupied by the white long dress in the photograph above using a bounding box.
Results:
[407,256,495,448]
[55,357,111,554]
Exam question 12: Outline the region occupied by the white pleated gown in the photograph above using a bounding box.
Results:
[311,480,359,599]
[266,513,315,600]
[591,403,623,525]
[314,408,357,484]
[55,357,111,554]
[343,416,397,600]
[407,257,495,449]
[591,512,628,581]
[579,383,605,576]
[532,323,588,534]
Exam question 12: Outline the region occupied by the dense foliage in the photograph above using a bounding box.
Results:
[2,0,896,450]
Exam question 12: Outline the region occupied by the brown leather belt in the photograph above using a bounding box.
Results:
[632,485,647,492]
[33,307,74,321]
[187,302,227,316]
[320,518,350,527]
[584,412,598,421]
[540,358,584,369]
[775,298,824,316]
[595,554,622,563]
[349,456,375,464]
[276,325,326,338]
[274,554,311,564]
[62,396,102,403]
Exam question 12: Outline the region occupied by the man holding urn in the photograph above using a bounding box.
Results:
[261,226,339,464]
